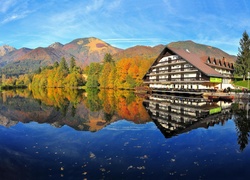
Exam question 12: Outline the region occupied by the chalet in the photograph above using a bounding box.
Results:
[143,46,234,92]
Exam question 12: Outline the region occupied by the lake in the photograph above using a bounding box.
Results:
[0,88,250,180]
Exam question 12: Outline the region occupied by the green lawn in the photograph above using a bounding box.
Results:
[233,80,250,89]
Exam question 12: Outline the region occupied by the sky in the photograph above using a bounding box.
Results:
[0,0,250,55]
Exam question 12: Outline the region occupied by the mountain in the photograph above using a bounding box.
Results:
[0,48,32,66]
[0,37,122,76]
[113,45,165,61]
[167,40,236,63]
[0,38,236,76]
[49,42,64,49]
[18,47,66,65]
[0,45,16,57]
[63,37,122,66]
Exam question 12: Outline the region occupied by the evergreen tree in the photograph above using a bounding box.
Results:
[53,61,59,69]
[86,63,102,88]
[59,57,69,73]
[69,57,76,73]
[235,31,250,81]
[104,53,113,63]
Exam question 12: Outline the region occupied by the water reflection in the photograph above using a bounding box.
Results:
[2,89,250,179]
[1,89,250,152]
[232,99,250,151]
[143,93,232,138]
[0,88,151,131]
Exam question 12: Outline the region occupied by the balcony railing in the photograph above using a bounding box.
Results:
[145,77,210,83]
[148,69,198,76]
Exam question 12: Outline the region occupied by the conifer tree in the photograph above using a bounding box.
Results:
[104,53,113,63]
[59,57,69,73]
[69,57,76,73]
[53,61,59,69]
[235,31,250,81]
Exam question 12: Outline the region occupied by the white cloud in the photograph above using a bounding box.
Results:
[107,0,122,11]
[162,0,175,14]
[1,10,31,24]
[85,0,104,13]
[0,0,33,24]
[0,0,17,13]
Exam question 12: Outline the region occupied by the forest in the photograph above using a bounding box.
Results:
[0,53,155,90]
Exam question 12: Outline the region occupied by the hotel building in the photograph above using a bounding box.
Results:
[143,46,234,91]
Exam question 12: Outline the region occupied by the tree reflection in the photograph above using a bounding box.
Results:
[85,88,102,111]
[32,88,83,116]
[232,102,250,151]
[0,88,151,131]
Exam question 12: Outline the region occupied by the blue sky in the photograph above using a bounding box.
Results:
[0,0,250,55]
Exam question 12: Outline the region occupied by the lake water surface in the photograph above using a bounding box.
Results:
[0,89,250,180]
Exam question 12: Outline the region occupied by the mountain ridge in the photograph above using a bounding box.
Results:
[167,40,236,63]
[0,38,236,76]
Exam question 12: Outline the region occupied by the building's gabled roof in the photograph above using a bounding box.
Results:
[166,47,224,77]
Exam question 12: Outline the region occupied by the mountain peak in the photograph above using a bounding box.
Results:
[49,42,64,49]
[0,45,16,56]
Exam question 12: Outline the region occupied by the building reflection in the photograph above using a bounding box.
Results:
[143,94,232,138]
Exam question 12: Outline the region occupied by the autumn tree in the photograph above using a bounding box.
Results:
[115,58,131,88]
[99,62,112,88]
[107,65,116,89]
[31,57,84,88]
[99,54,115,88]
[1,74,6,85]
[235,31,250,81]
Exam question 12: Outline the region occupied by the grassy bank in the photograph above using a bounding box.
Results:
[233,80,250,89]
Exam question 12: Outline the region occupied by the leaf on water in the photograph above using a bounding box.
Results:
[127,165,133,170]
[140,155,148,159]
[89,152,96,159]
[100,168,106,172]
[137,166,145,170]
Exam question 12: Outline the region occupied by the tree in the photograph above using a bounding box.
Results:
[69,57,76,73]
[86,63,102,88]
[104,53,113,63]
[59,57,69,73]
[235,31,250,81]
[2,74,6,85]
[53,61,59,68]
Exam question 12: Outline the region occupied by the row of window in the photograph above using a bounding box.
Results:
[207,59,234,69]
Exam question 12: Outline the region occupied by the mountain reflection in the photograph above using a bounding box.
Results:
[143,93,233,138]
[0,88,151,131]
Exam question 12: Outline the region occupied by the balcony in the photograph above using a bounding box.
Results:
[148,69,198,76]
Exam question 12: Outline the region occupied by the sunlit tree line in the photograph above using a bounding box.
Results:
[31,57,85,88]
[86,53,154,89]
[1,53,154,90]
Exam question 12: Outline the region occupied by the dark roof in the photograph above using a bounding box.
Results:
[167,47,223,77]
